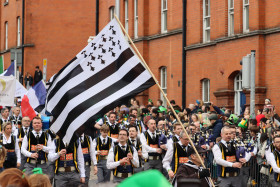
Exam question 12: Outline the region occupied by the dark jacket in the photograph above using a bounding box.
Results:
[211,119,223,142]
[24,76,33,86]
[34,70,43,85]
[176,162,210,187]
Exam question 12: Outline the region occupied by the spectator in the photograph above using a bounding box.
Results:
[28,174,52,187]
[34,66,43,85]
[0,168,29,187]
[24,72,33,90]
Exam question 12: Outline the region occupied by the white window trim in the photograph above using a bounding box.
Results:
[161,0,168,33]
[228,0,234,36]
[17,17,21,46]
[243,0,249,33]
[203,0,210,42]
[160,67,167,106]
[234,73,242,115]
[109,6,115,21]
[125,0,129,33]
[134,0,138,38]
[202,79,210,103]
[5,22,8,50]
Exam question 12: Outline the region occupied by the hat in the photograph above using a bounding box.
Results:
[197,109,203,113]
[188,145,207,155]
[158,106,167,113]
[208,114,218,120]
[118,170,170,187]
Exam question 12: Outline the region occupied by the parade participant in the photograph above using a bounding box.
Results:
[79,133,97,186]
[174,146,211,187]
[167,123,183,145]
[48,135,86,186]
[21,116,52,175]
[267,135,280,186]
[92,125,113,183]
[96,112,120,139]
[130,108,146,133]
[94,111,112,129]
[107,129,139,183]
[213,126,243,186]
[162,130,192,179]
[140,119,164,172]
[9,106,22,131]
[241,125,259,187]
[0,122,21,169]
[0,108,10,131]
[128,126,147,173]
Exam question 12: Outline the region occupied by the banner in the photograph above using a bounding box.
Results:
[15,79,27,98]
[0,76,16,106]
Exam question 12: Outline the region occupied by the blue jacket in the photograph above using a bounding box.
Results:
[212,119,223,142]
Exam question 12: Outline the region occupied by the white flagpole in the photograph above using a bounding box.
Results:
[114,14,215,187]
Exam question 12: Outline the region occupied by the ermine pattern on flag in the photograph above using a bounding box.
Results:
[46,19,155,144]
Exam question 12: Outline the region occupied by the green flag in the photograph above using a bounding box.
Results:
[0,56,4,74]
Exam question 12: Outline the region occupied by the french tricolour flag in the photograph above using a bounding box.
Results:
[21,80,47,119]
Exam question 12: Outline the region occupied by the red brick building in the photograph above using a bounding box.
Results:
[0,0,95,82]
[96,0,280,114]
[2,0,280,114]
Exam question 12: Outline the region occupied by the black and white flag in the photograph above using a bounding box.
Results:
[46,19,155,144]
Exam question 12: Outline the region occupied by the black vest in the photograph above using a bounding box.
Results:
[26,131,48,162]
[113,145,134,176]
[54,138,79,173]
[95,136,112,161]
[144,131,160,157]
[172,135,179,143]
[217,141,239,177]
[105,121,119,137]
[1,134,17,169]
[80,135,91,164]
[171,142,190,174]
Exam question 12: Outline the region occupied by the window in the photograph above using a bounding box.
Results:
[5,22,8,50]
[243,0,249,33]
[160,67,167,106]
[234,73,242,115]
[203,0,210,42]
[17,17,21,46]
[134,0,138,38]
[202,79,210,103]
[109,6,115,21]
[228,0,234,36]
[161,0,167,33]
[125,0,129,33]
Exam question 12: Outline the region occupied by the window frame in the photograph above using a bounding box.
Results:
[125,0,129,33]
[160,66,167,106]
[109,6,115,21]
[134,0,138,38]
[17,17,21,46]
[243,0,249,33]
[203,0,211,42]
[234,73,243,115]
[5,22,8,50]
[202,79,210,103]
[161,0,168,33]
[228,0,234,36]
